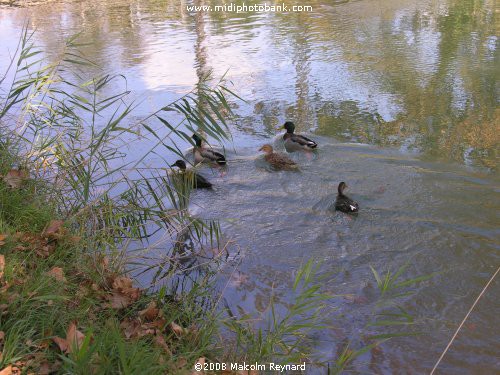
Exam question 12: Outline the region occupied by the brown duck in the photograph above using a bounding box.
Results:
[259,144,299,171]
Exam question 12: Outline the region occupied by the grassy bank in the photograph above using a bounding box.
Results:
[0,148,224,374]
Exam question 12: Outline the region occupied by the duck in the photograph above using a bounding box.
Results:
[170,160,213,189]
[334,182,359,213]
[282,121,318,152]
[259,144,299,171]
[192,133,226,166]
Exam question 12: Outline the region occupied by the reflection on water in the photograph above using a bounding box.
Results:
[1,0,498,169]
[1,0,499,373]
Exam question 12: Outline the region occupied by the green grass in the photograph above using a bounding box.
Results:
[0,174,217,373]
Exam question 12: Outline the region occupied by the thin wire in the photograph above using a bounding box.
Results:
[430,265,500,375]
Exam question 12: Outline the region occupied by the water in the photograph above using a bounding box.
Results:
[1,0,499,373]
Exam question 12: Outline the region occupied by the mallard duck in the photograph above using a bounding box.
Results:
[192,134,226,166]
[335,182,359,213]
[170,160,213,189]
[282,121,317,152]
[259,144,299,171]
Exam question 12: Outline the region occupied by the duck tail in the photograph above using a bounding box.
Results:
[216,157,227,166]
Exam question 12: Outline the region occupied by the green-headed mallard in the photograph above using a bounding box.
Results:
[282,121,317,152]
[192,133,226,166]
[259,144,299,171]
[171,160,213,189]
[335,182,359,213]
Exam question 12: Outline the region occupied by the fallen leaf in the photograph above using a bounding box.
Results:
[0,254,4,279]
[139,301,159,321]
[176,358,187,369]
[120,319,142,339]
[0,331,4,341]
[66,322,85,353]
[52,337,68,352]
[38,362,51,375]
[47,267,66,282]
[154,334,172,355]
[3,169,28,189]
[150,318,167,331]
[52,322,85,353]
[0,365,13,375]
[106,276,140,309]
[108,291,134,309]
[43,220,64,239]
[0,234,6,247]
[191,357,205,375]
[170,322,185,336]
[112,276,133,290]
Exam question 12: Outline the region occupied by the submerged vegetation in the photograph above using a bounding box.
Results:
[0,28,434,374]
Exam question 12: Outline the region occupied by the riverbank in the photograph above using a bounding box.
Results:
[0,147,223,374]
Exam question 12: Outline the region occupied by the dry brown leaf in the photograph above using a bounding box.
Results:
[112,276,133,290]
[0,254,4,279]
[120,318,142,339]
[66,322,85,353]
[52,336,68,353]
[52,322,85,353]
[47,267,66,282]
[38,359,61,375]
[176,357,188,369]
[0,331,4,341]
[3,169,28,189]
[43,220,64,239]
[108,291,133,309]
[0,365,13,375]
[119,318,156,339]
[170,322,185,336]
[139,301,159,321]
[0,234,6,247]
[150,318,167,330]
[38,362,51,375]
[107,276,140,309]
[153,334,172,356]
[191,357,205,375]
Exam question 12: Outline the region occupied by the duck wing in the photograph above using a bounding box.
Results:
[267,153,298,170]
[335,196,359,213]
[200,148,226,165]
[290,134,317,149]
[194,173,213,189]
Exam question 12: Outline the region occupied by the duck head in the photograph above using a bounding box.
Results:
[259,144,274,154]
[283,121,295,134]
[171,160,187,170]
[192,133,203,147]
[338,181,347,195]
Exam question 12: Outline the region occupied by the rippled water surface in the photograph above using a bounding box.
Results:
[1,0,499,373]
